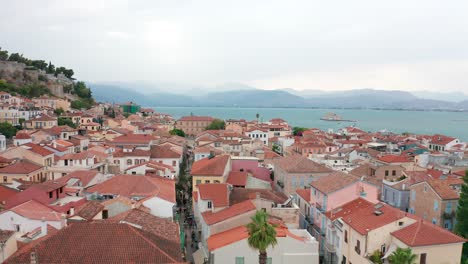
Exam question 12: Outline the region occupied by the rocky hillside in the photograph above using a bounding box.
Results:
[0,47,94,108]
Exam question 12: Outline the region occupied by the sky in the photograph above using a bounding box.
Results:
[1,0,468,93]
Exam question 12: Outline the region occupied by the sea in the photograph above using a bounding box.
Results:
[150,107,468,141]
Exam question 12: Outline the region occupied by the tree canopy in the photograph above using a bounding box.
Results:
[206,119,225,130]
[170,128,186,137]
[0,122,17,138]
[246,210,277,264]
[388,247,417,264]
[455,170,468,261]
[58,117,77,128]
[293,127,308,136]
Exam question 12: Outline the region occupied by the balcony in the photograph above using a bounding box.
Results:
[443,211,456,219]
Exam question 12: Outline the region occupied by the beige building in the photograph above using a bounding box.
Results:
[191,154,231,192]
[33,95,70,111]
[177,116,215,136]
[24,114,57,129]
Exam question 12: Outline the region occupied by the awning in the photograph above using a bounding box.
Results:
[382,243,398,259]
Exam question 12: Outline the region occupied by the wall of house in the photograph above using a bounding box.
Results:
[392,237,463,264]
[192,176,225,192]
[0,211,63,233]
[410,182,442,225]
[0,233,17,263]
[382,184,410,211]
[211,234,319,264]
[142,196,175,219]
[231,159,271,181]
[206,210,257,240]
[151,157,181,175]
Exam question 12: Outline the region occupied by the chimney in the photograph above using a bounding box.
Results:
[41,217,47,236]
[60,214,67,228]
[69,207,75,216]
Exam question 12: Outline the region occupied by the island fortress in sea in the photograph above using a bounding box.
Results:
[320,112,356,122]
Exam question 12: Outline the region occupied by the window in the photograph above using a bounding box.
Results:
[49,192,53,198]
[420,253,427,264]
[196,180,201,185]
[381,244,386,254]
[344,230,348,243]
[434,200,439,211]
[127,159,132,165]
[355,239,361,255]
[424,185,427,192]
[235,257,244,264]
[132,171,136,175]
[172,160,177,166]
[446,202,452,213]
[14,224,20,232]
[3,176,6,183]
[266,257,272,264]
[102,209,108,219]
[411,190,416,201]
[398,221,404,226]
[205,180,210,183]
[392,170,396,176]
[207,201,212,209]
[432,218,437,224]
[385,170,389,177]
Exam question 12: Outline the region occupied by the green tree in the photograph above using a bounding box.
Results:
[58,117,77,128]
[54,107,64,116]
[0,122,17,138]
[71,99,94,110]
[0,47,8,61]
[369,250,383,264]
[169,128,185,137]
[46,61,55,74]
[73,81,92,98]
[293,127,308,136]
[246,210,277,264]
[388,247,417,264]
[455,170,468,261]
[272,144,280,154]
[206,119,225,130]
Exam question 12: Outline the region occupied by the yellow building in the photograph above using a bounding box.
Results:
[191,154,231,192]
[24,114,57,129]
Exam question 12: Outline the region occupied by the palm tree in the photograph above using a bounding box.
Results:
[246,211,277,264]
[256,113,260,124]
[388,247,417,264]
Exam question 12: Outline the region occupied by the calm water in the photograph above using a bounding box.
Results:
[150,107,468,141]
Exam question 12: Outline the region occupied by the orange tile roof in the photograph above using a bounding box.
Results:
[426,178,463,200]
[198,184,229,207]
[276,155,332,173]
[378,154,411,163]
[88,175,176,203]
[207,224,305,251]
[23,143,54,156]
[391,220,466,246]
[324,197,374,221]
[342,203,414,235]
[191,155,230,176]
[296,189,311,202]
[179,116,214,121]
[150,145,182,159]
[310,171,359,194]
[202,200,256,225]
[0,159,42,174]
[7,200,62,221]
[226,171,248,186]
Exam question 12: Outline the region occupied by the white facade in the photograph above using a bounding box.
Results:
[142,196,175,219]
[151,157,182,176]
[0,134,6,151]
[0,211,64,233]
[210,229,319,264]
[246,130,269,145]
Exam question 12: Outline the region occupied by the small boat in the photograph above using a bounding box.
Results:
[320,112,356,122]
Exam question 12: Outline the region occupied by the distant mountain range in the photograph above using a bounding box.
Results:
[89,83,468,111]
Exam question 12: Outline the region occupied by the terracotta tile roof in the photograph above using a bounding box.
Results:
[112,149,150,157]
[15,132,31,139]
[391,219,466,246]
[58,151,95,160]
[310,172,359,194]
[226,171,248,186]
[378,154,411,163]
[179,115,214,121]
[342,203,413,235]
[73,200,104,220]
[0,159,42,174]
[275,155,332,173]
[198,183,229,207]
[23,143,54,156]
[430,134,457,145]
[193,146,223,154]
[191,155,230,176]
[0,185,17,207]
[5,222,184,264]
[296,189,311,202]
[207,224,305,251]
[87,175,176,203]
[150,145,182,159]
[7,200,62,221]
[229,188,288,205]
[111,134,156,144]
[324,197,374,221]
[30,114,56,122]
[202,199,256,225]
[58,170,100,187]
[426,178,463,200]
[107,209,180,243]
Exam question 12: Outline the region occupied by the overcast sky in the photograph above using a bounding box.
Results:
[1,0,467,92]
